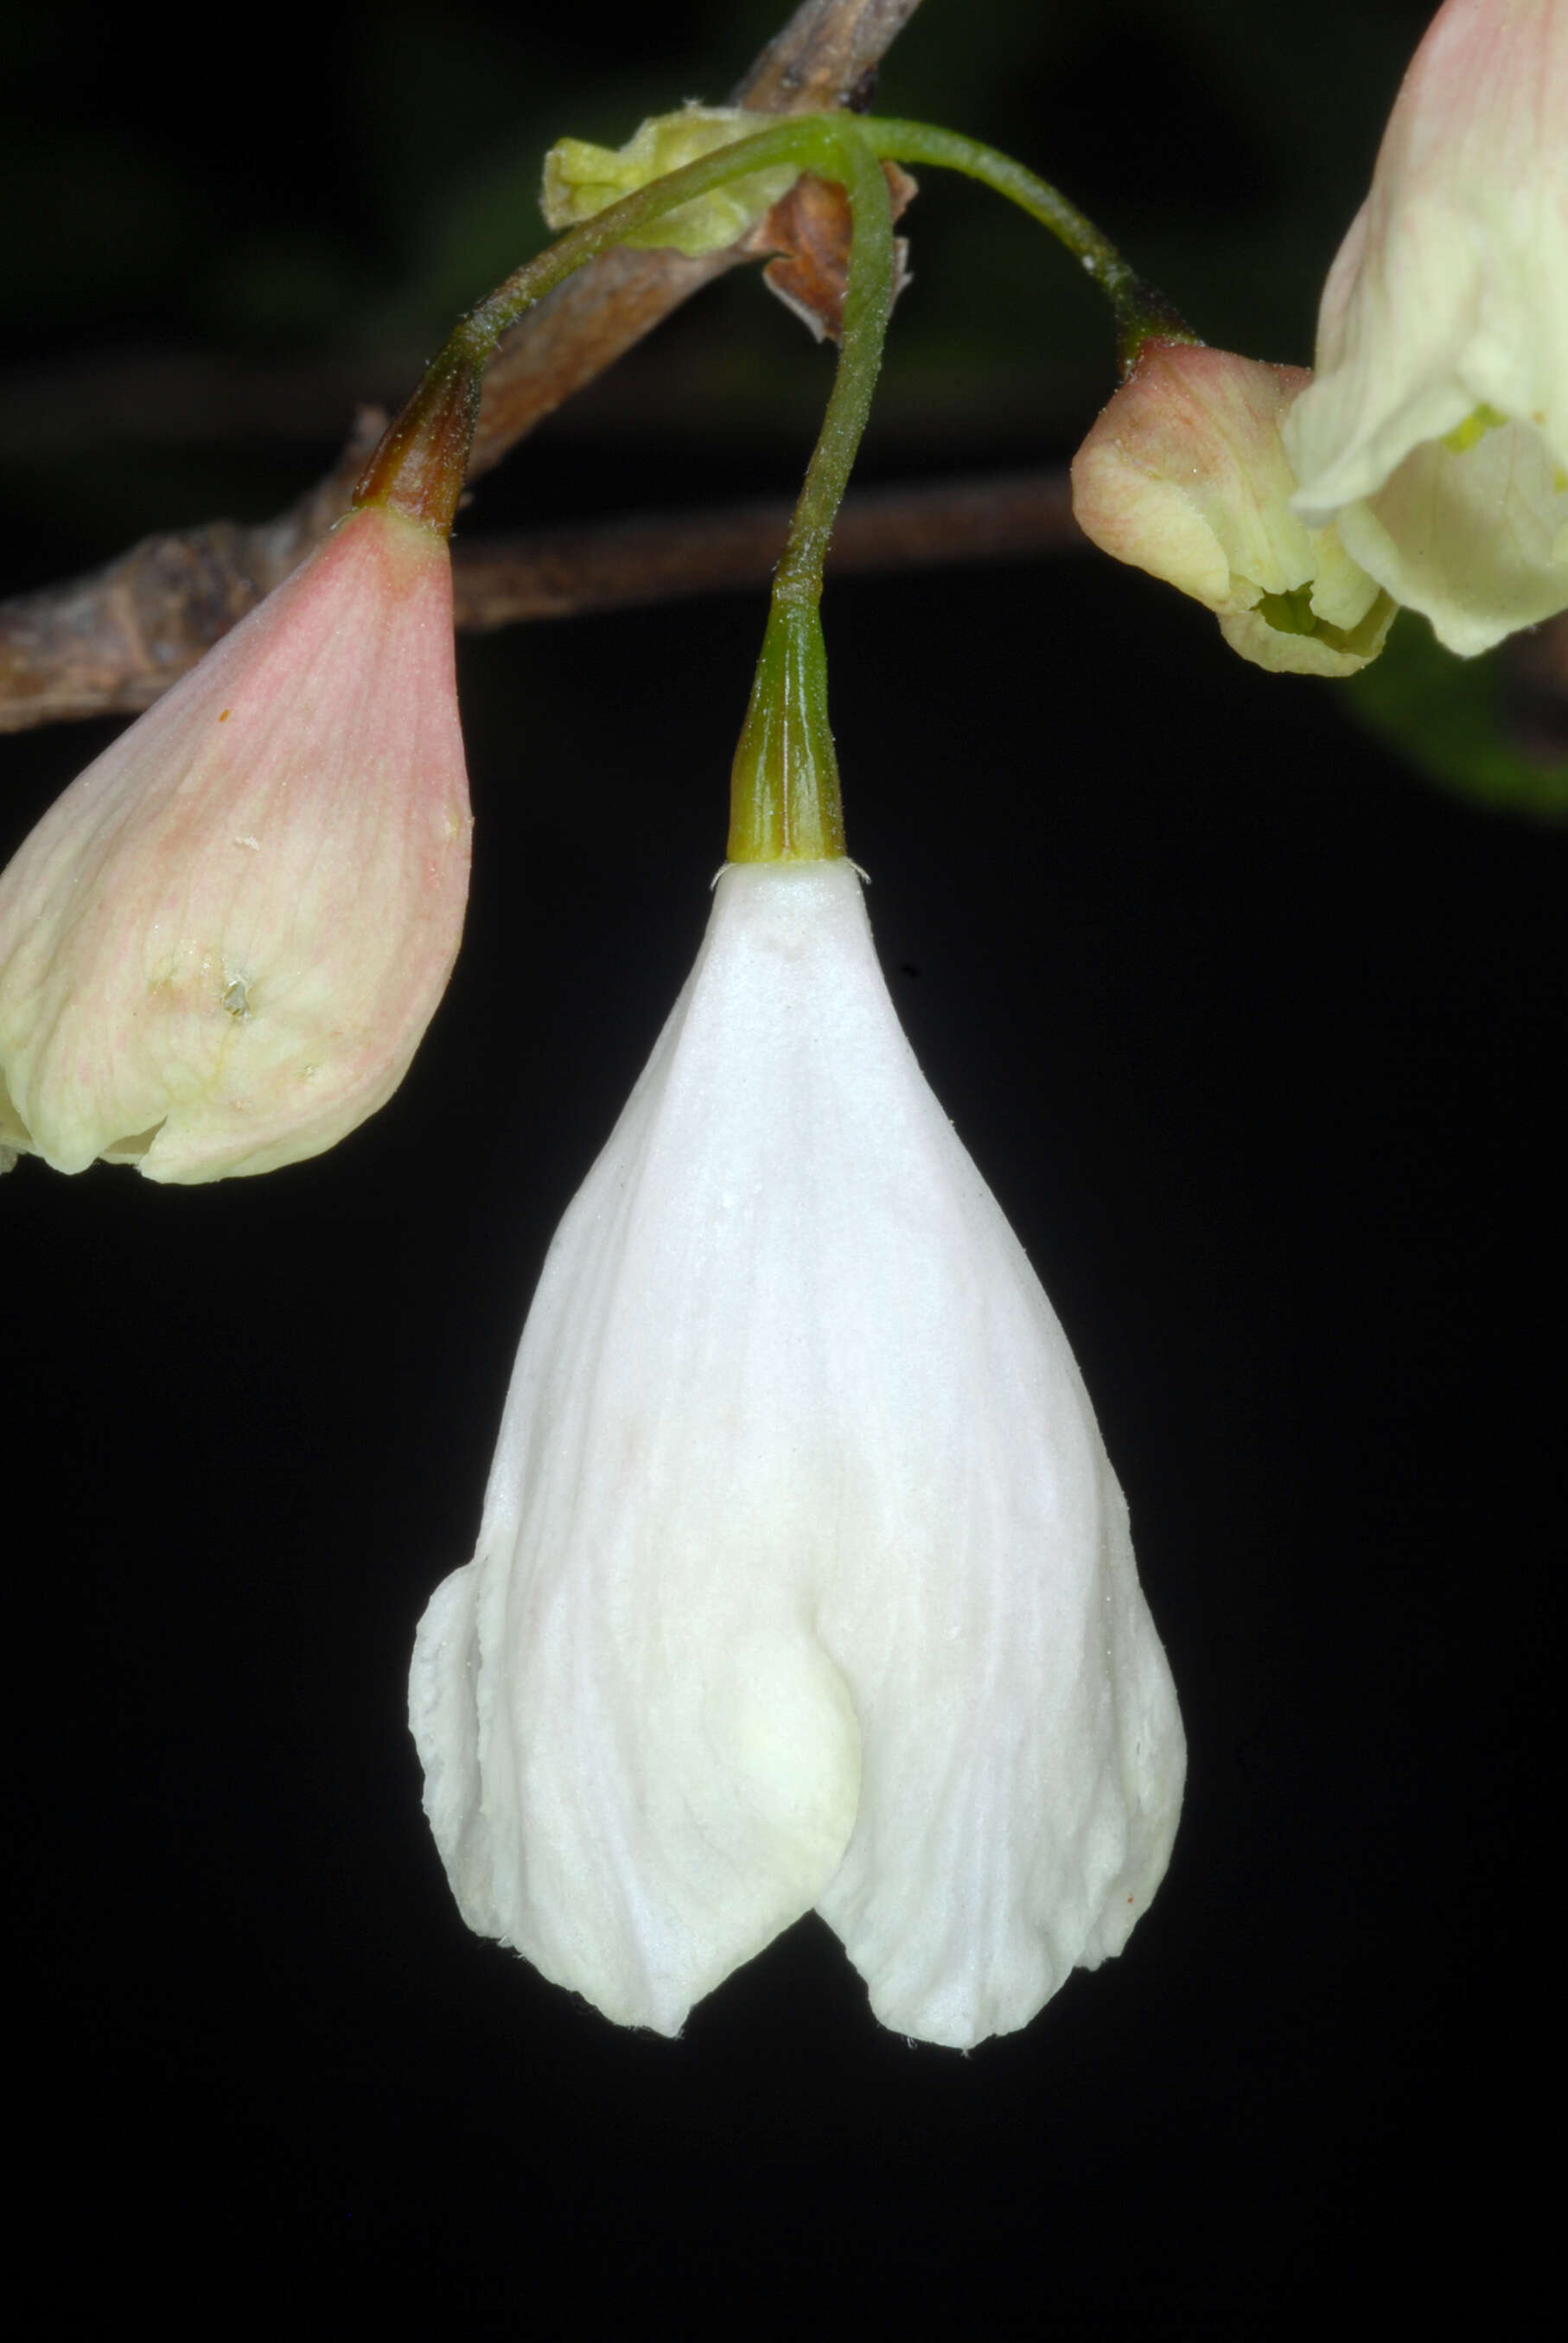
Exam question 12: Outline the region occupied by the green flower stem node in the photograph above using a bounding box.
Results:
[729,601,845,862]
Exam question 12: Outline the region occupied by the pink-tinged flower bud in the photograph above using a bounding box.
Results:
[1284,0,1568,656]
[0,505,470,1182]
[1071,342,1396,675]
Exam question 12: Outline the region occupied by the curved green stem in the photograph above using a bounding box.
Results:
[357,118,849,531]
[857,118,1196,372]
[728,130,896,861]
[773,136,897,606]
[460,111,1186,371]
[355,94,1196,857]
[358,108,1190,533]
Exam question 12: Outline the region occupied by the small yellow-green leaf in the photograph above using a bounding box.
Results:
[541,105,798,258]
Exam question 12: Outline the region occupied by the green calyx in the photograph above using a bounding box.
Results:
[729,603,845,862]
[353,334,487,539]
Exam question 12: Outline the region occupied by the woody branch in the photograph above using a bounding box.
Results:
[0,0,925,734]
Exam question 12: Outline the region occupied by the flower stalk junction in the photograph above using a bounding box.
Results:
[357,107,1195,865]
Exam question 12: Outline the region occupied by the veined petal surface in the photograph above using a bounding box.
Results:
[1284,0,1568,651]
[411,862,1184,2046]
[1071,343,1394,676]
[0,506,469,1180]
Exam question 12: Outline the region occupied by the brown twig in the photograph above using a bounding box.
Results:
[0,467,1082,731]
[451,469,1082,629]
[0,0,924,736]
[0,419,387,731]
[468,0,923,480]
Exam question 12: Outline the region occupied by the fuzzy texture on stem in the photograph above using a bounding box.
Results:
[353,340,486,536]
[857,118,1195,368]
[410,860,1184,2048]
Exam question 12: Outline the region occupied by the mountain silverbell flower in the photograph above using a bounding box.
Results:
[0,348,481,1182]
[1071,340,1397,675]
[409,137,1183,2048]
[1282,0,1568,657]
[408,853,1187,2048]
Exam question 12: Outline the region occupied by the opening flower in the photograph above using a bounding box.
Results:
[1283,0,1568,655]
[0,503,471,1182]
[1071,340,1396,675]
[410,859,1184,2049]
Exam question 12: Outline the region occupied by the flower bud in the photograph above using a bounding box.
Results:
[1283,0,1568,655]
[0,504,470,1182]
[411,860,1184,2048]
[1071,341,1395,675]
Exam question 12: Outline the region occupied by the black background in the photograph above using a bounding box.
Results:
[3,1,1557,2323]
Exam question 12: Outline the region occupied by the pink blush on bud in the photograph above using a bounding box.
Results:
[0,505,472,1183]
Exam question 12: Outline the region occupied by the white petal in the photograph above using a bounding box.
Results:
[411,862,1183,2045]
[1335,421,1568,656]
[1282,0,1568,649]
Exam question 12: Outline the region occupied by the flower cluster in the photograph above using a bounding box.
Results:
[8,9,1549,2047]
[1074,0,1568,665]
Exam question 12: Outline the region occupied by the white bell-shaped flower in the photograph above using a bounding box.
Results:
[1283,0,1568,654]
[411,858,1184,2048]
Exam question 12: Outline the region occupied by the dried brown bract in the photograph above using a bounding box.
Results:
[747,162,917,344]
